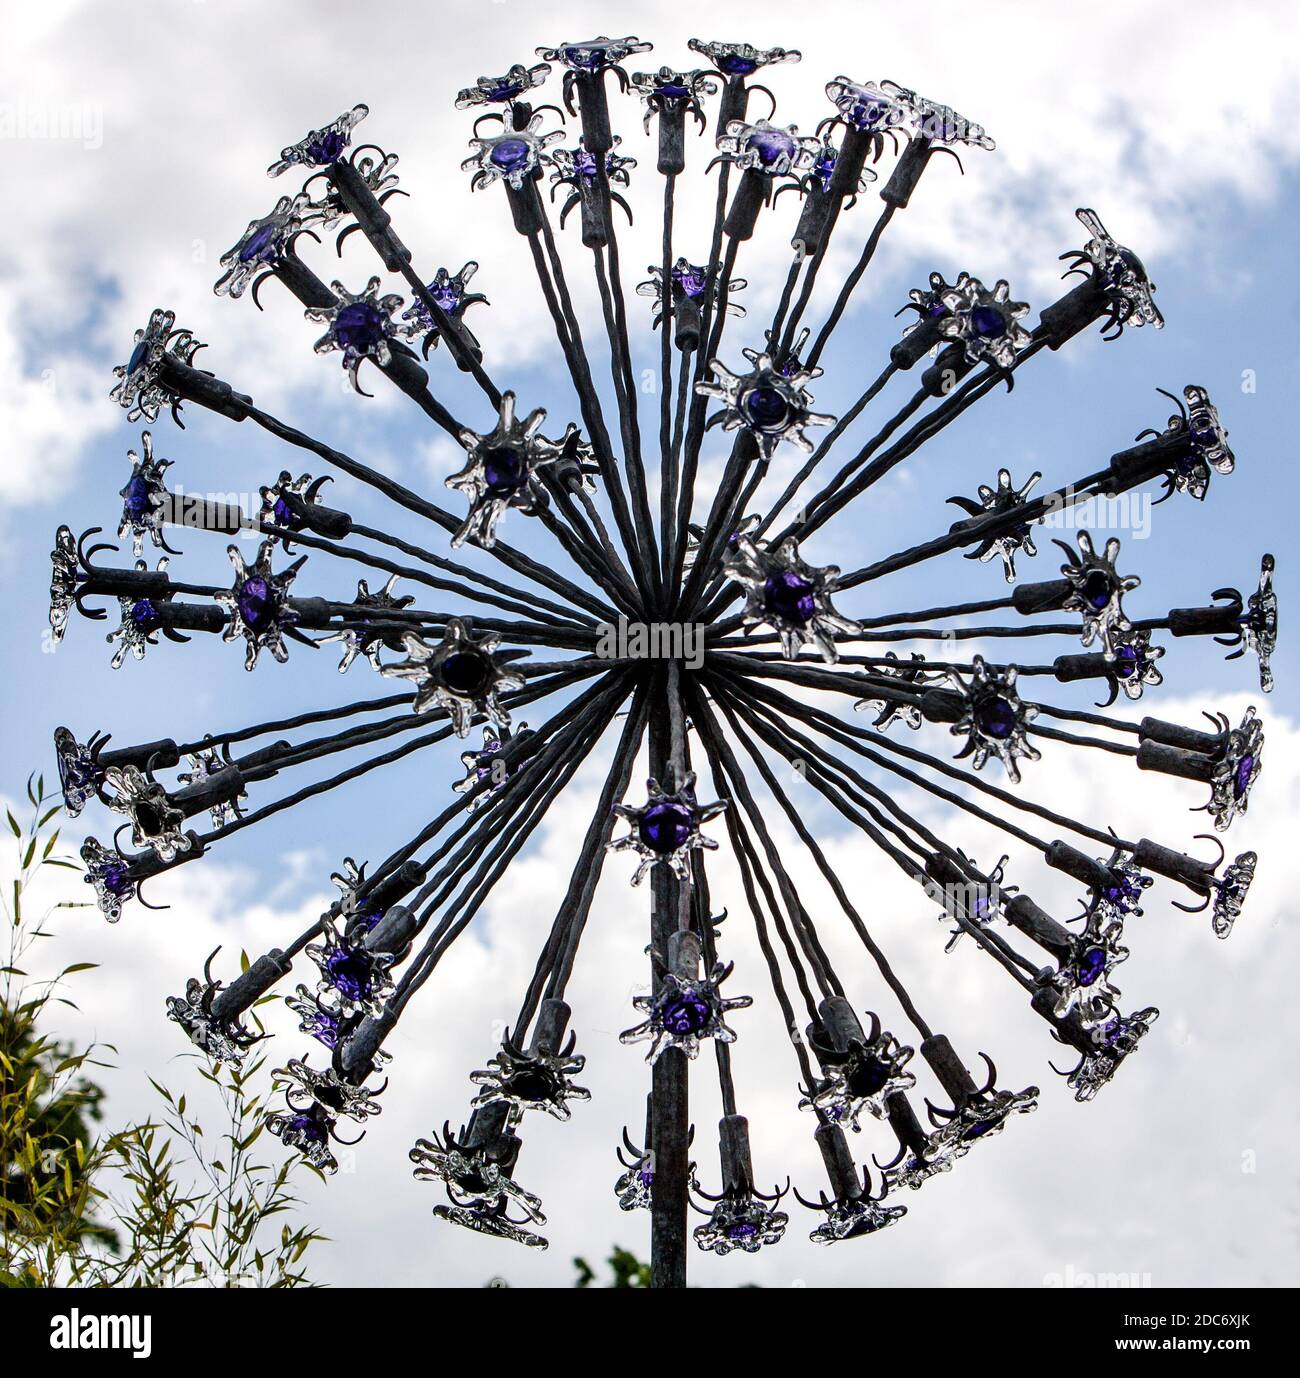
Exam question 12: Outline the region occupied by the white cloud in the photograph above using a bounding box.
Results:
[3,0,1300,512]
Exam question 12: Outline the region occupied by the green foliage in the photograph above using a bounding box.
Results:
[573,1244,652,1288]
[0,777,325,1287]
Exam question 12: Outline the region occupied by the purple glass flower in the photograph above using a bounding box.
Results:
[608,773,726,884]
[724,534,860,664]
[824,77,911,134]
[1060,531,1141,658]
[214,191,315,300]
[455,62,551,110]
[1207,707,1263,832]
[379,617,525,737]
[687,39,800,78]
[1063,209,1163,338]
[715,119,820,177]
[945,657,1040,783]
[620,961,752,1062]
[110,308,202,424]
[267,104,368,177]
[462,115,563,191]
[536,36,652,73]
[215,539,305,670]
[80,837,137,922]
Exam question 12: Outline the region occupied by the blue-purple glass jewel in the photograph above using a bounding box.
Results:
[236,576,275,633]
[762,569,817,626]
[331,301,387,354]
[638,800,695,853]
[440,649,493,697]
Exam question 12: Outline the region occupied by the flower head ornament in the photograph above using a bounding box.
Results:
[938,275,1033,368]
[379,619,525,736]
[431,1200,548,1250]
[117,431,174,556]
[110,308,203,423]
[302,146,401,234]
[447,391,572,549]
[257,470,327,545]
[267,104,368,177]
[536,36,652,74]
[1228,553,1276,693]
[823,77,912,135]
[714,119,821,178]
[455,724,529,810]
[455,62,551,110]
[1205,706,1263,832]
[614,1159,656,1213]
[469,1034,591,1122]
[608,773,726,884]
[166,951,268,1066]
[1212,851,1256,939]
[268,1060,384,1173]
[411,1123,546,1224]
[946,657,1041,783]
[636,258,747,331]
[1048,919,1128,1026]
[49,526,79,644]
[794,136,878,200]
[400,262,487,338]
[321,575,414,673]
[549,137,636,190]
[305,916,395,1017]
[1104,629,1165,705]
[462,114,563,191]
[725,534,861,664]
[54,726,108,818]
[933,853,1012,953]
[901,270,962,342]
[699,348,834,459]
[854,652,939,731]
[1059,531,1140,657]
[1058,1007,1159,1103]
[214,539,307,670]
[102,762,191,863]
[1090,848,1153,923]
[918,1078,1040,1172]
[808,1193,906,1245]
[305,278,413,394]
[629,67,719,132]
[620,960,752,1062]
[947,467,1041,582]
[800,1014,917,1131]
[687,39,800,78]
[1062,208,1163,338]
[214,191,316,299]
[1140,384,1235,502]
[880,80,995,149]
[80,837,137,922]
[106,561,167,669]
[693,1193,788,1255]
[285,985,355,1051]
[178,747,245,829]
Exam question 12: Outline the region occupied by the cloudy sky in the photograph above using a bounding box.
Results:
[3,0,1298,1287]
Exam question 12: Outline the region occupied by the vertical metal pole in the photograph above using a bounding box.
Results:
[648,682,689,1288]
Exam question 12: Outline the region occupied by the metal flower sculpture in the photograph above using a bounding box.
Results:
[51,37,1271,1287]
